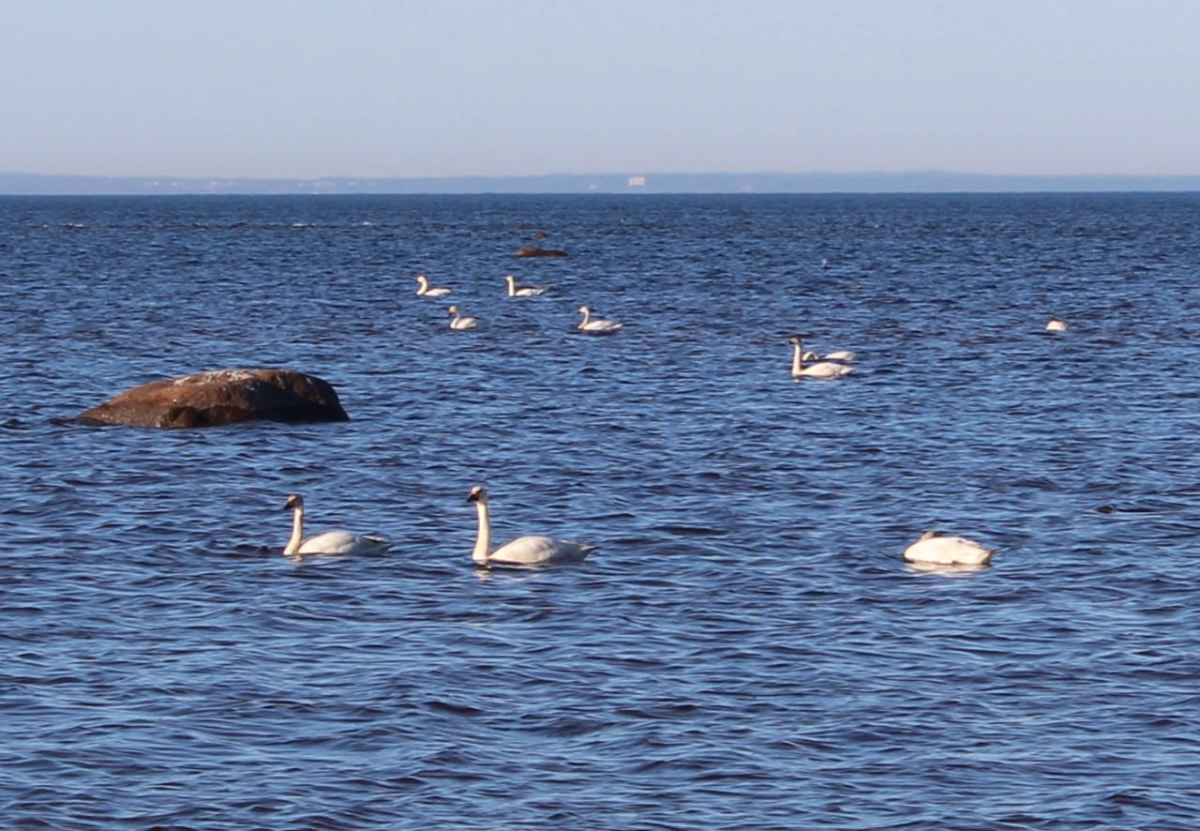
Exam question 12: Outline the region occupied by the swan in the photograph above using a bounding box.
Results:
[802,349,857,362]
[467,485,597,567]
[902,530,994,566]
[415,274,451,297]
[283,494,392,557]
[577,305,623,333]
[790,337,853,378]
[1046,319,1068,332]
[505,274,550,297]
[448,305,477,329]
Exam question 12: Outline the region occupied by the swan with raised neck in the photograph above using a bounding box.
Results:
[577,305,623,333]
[283,494,392,557]
[505,274,550,296]
[790,336,853,378]
[467,485,596,566]
[415,274,451,297]
[448,305,477,329]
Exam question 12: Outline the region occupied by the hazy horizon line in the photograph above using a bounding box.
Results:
[3,169,1200,196]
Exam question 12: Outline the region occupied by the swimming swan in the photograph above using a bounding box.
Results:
[578,306,623,333]
[283,494,392,557]
[1045,319,1068,332]
[902,530,994,566]
[505,274,550,296]
[448,306,478,329]
[802,349,857,362]
[415,274,451,297]
[790,337,854,378]
[467,485,597,567]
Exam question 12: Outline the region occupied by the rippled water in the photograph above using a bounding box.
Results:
[4,193,1200,829]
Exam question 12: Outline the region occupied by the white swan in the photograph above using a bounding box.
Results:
[790,337,853,378]
[467,485,597,567]
[578,305,623,333]
[448,305,477,329]
[415,274,451,297]
[505,274,550,297]
[283,494,392,557]
[1046,319,1068,332]
[802,349,857,362]
[902,530,994,566]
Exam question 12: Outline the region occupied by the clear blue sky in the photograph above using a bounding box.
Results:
[2,0,1197,179]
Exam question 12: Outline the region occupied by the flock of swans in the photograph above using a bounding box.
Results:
[276,275,1070,570]
[282,485,994,569]
[282,486,596,567]
[416,273,624,334]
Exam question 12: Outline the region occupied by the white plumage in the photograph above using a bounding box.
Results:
[505,274,550,296]
[577,305,623,333]
[802,349,857,362]
[467,485,596,567]
[282,494,391,557]
[902,530,994,566]
[790,336,854,379]
[415,274,451,297]
[448,305,478,329]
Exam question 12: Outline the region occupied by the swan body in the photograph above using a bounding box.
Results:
[903,530,994,566]
[1046,319,1068,332]
[802,349,856,362]
[505,274,550,297]
[415,274,451,297]
[283,494,392,557]
[467,485,596,567]
[448,305,477,329]
[578,305,623,333]
[790,337,853,378]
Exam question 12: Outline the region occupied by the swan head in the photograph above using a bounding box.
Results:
[284,494,305,511]
[415,275,428,284]
[505,274,516,284]
[578,305,592,315]
[788,335,804,347]
[448,305,460,315]
[467,485,487,504]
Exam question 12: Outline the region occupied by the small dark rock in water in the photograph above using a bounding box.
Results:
[515,246,568,258]
[69,368,349,428]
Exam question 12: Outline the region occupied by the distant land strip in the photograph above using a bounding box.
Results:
[2,171,1199,195]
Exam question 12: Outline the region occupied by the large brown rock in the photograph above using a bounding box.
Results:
[71,368,349,428]
[515,245,568,258]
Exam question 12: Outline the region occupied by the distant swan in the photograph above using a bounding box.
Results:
[903,530,994,566]
[415,274,451,297]
[448,305,477,329]
[283,494,392,557]
[505,274,550,296]
[790,337,853,378]
[467,485,597,567]
[578,305,623,333]
[1046,318,1068,332]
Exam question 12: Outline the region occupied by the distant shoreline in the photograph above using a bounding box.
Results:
[2,171,1199,196]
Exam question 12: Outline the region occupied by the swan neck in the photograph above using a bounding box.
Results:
[472,498,492,564]
[284,506,304,555]
[791,342,803,375]
[580,309,590,326]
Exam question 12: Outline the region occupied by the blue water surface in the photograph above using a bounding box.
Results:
[3,193,1200,830]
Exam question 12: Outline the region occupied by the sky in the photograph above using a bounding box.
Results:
[2,0,1198,179]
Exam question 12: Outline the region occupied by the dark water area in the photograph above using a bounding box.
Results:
[3,192,1200,829]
